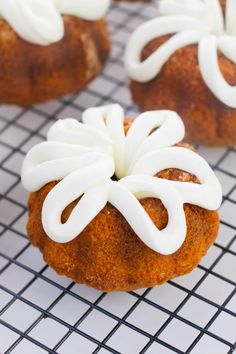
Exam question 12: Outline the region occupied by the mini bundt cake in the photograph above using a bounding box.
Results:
[0,0,110,106]
[125,0,236,147]
[21,104,222,292]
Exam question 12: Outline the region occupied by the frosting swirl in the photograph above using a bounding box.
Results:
[125,0,236,108]
[21,104,222,255]
[0,0,110,45]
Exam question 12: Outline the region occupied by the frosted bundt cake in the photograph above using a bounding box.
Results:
[125,0,236,146]
[0,0,110,106]
[21,104,222,292]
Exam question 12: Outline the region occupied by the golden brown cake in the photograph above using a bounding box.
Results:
[125,0,236,146]
[21,104,222,292]
[0,1,111,106]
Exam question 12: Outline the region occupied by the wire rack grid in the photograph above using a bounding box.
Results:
[0,2,235,354]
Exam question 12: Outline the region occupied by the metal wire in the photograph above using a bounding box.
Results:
[0,2,235,354]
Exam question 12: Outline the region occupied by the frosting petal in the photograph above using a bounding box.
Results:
[199,35,236,108]
[43,180,111,243]
[42,153,114,243]
[226,0,236,34]
[47,119,112,153]
[82,104,126,179]
[21,142,108,191]
[125,110,185,169]
[130,147,222,210]
[109,177,187,255]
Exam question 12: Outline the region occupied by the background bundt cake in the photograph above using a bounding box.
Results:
[0,0,111,106]
[125,0,236,146]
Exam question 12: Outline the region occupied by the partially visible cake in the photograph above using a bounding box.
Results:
[0,0,111,106]
[125,0,236,146]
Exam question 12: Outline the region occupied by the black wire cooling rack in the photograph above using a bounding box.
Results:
[0,2,236,354]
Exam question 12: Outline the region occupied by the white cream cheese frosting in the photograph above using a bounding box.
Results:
[0,0,110,45]
[21,104,222,255]
[125,0,236,108]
